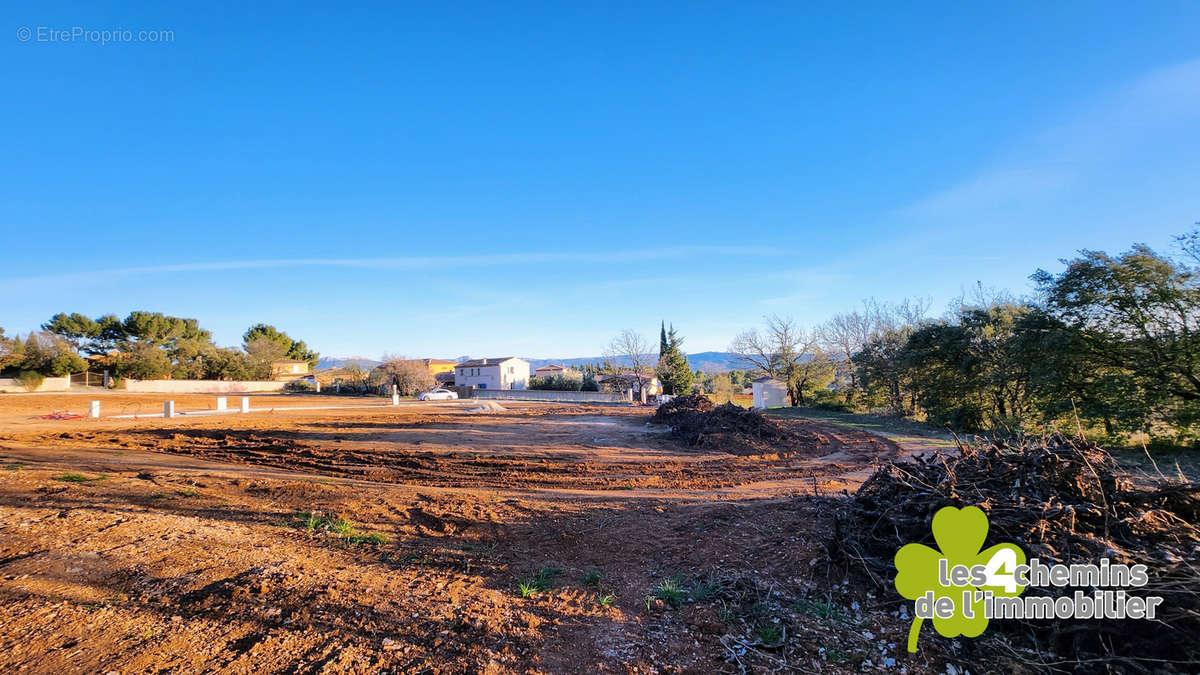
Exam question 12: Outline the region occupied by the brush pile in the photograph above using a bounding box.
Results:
[833,435,1200,671]
[651,395,813,456]
[651,394,714,425]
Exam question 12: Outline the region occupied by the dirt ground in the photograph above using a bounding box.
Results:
[0,393,938,673]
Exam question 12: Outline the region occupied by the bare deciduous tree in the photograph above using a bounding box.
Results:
[604,329,653,403]
[729,315,819,405]
[376,354,436,396]
[819,307,875,402]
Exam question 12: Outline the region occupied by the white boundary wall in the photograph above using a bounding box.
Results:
[471,389,628,403]
[121,379,288,393]
[0,376,72,393]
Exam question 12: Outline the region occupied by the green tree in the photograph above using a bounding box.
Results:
[1033,243,1200,431]
[243,336,289,380]
[123,311,210,347]
[13,332,86,376]
[901,304,1035,431]
[115,341,174,380]
[204,348,254,381]
[42,313,100,351]
[656,323,694,395]
[242,324,318,368]
[791,347,836,405]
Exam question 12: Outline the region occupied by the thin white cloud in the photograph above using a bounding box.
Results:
[902,58,1200,220]
[0,245,796,288]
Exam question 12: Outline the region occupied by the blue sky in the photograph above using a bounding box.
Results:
[3,2,1198,359]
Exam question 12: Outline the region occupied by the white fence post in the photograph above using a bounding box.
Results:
[216,396,227,411]
[88,400,100,418]
[164,401,175,418]
[240,396,250,413]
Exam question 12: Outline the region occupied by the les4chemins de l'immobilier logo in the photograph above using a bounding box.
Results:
[895,506,1163,653]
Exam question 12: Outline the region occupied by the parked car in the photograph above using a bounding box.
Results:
[417,388,459,401]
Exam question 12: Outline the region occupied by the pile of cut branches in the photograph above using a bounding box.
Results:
[833,435,1200,671]
[651,396,816,456]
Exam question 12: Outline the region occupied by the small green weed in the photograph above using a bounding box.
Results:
[4,462,25,471]
[517,566,561,597]
[55,472,103,483]
[794,597,843,621]
[345,532,388,546]
[327,518,356,536]
[582,569,602,586]
[652,576,685,608]
[690,579,722,601]
[755,622,783,646]
[294,511,386,547]
[598,593,616,607]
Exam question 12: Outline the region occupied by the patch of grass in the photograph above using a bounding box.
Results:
[690,578,722,602]
[297,511,323,531]
[389,552,432,566]
[825,647,849,663]
[531,566,561,589]
[4,462,25,471]
[794,597,844,622]
[345,532,388,546]
[55,472,103,483]
[652,576,686,607]
[755,622,783,646]
[598,593,616,607]
[517,566,562,597]
[582,569,602,586]
[176,487,201,498]
[327,517,356,536]
[293,511,386,547]
[768,406,956,443]
[518,581,539,598]
[148,492,172,500]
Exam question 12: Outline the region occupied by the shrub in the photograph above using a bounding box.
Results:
[528,374,583,391]
[15,370,43,392]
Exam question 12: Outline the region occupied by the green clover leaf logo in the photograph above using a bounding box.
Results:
[894,506,1025,652]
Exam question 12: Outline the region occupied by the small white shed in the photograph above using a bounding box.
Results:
[751,377,788,409]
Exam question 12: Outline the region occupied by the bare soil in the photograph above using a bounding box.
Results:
[0,394,936,673]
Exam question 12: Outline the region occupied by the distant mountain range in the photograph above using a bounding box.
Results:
[522,352,746,373]
[315,356,381,370]
[318,352,746,373]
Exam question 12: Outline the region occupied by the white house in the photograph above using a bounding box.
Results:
[454,357,530,390]
[751,376,788,409]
